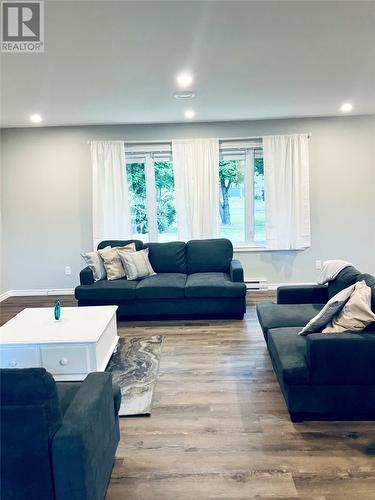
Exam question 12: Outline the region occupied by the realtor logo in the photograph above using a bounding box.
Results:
[1,1,44,52]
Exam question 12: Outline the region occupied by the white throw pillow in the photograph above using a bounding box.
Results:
[81,247,110,281]
[99,243,136,280]
[119,248,155,280]
[299,283,355,335]
[322,281,375,333]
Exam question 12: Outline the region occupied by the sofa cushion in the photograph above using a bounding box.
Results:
[143,242,186,274]
[75,279,138,301]
[185,272,246,299]
[256,303,324,341]
[328,266,362,299]
[135,273,187,299]
[1,368,62,437]
[268,328,310,385]
[186,239,233,274]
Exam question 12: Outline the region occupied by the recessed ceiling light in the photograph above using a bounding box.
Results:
[184,110,195,120]
[340,102,353,113]
[173,91,196,99]
[30,113,42,123]
[177,72,193,89]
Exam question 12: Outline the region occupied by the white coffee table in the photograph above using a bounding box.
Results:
[0,306,118,381]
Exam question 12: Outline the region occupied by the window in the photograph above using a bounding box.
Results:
[125,139,265,247]
[126,144,177,242]
[219,141,265,246]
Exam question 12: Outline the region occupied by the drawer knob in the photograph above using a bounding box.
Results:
[59,357,68,366]
[9,360,17,367]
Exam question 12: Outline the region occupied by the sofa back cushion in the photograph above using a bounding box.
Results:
[143,242,187,273]
[1,368,62,499]
[186,239,233,274]
[328,266,362,299]
[97,239,143,251]
[359,273,375,330]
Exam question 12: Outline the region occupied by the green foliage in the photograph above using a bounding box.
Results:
[219,160,243,189]
[126,162,176,234]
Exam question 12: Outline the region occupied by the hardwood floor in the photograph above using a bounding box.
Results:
[2,293,375,499]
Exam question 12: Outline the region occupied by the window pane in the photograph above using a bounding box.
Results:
[254,157,265,242]
[126,162,149,242]
[219,160,245,243]
[154,161,177,241]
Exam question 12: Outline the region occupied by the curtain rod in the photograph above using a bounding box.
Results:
[87,133,311,145]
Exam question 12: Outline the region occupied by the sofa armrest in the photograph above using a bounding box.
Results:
[80,266,94,285]
[277,285,328,305]
[306,333,375,385]
[230,259,244,282]
[52,373,120,500]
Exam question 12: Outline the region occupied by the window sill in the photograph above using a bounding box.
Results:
[233,244,267,252]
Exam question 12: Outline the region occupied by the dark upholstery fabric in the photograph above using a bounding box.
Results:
[76,239,245,319]
[97,239,143,251]
[79,297,246,318]
[186,239,233,274]
[277,285,329,305]
[1,369,120,500]
[256,303,324,341]
[135,273,187,299]
[57,382,81,415]
[143,241,187,273]
[328,266,362,299]
[268,328,310,385]
[0,368,62,500]
[185,272,246,298]
[52,373,120,500]
[229,259,244,283]
[1,368,62,437]
[306,333,375,385]
[80,266,94,286]
[75,278,138,301]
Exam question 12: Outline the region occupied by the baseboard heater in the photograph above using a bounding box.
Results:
[244,279,268,290]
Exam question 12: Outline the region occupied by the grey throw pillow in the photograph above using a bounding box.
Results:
[299,283,355,335]
[119,248,155,280]
[81,247,110,281]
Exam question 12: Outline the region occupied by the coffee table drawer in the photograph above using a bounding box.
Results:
[0,347,40,369]
[40,345,90,374]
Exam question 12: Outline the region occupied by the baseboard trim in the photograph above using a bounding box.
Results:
[0,288,74,302]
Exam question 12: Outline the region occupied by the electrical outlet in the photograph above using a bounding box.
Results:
[315,260,322,270]
[65,266,71,276]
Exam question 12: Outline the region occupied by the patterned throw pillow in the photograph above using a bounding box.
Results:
[98,243,136,280]
[323,281,375,333]
[299,283,355,335]
[81,247,110,281]
[119,248,155,280]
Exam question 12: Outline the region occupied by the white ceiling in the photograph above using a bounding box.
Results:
[1,0,375,127]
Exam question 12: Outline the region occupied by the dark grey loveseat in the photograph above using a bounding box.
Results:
[75,238,246,319]
[0,368,121,500]
[257,266,375,421]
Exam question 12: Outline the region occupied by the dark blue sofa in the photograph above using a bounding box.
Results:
[75,238,247,319]
[0,368,121,500]
[257,266,375,421]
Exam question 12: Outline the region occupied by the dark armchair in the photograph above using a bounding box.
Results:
[0,368,121,500]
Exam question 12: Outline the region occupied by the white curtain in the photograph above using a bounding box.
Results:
[172,138,219,240]
[263,134,311,250]
[91,141,132,249]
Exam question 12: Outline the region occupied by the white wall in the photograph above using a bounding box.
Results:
[1,115,374,293]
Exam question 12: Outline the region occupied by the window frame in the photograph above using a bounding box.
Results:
[125,143,175,242]
[219,140,265,249]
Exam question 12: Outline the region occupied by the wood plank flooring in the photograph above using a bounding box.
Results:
[1,293,375,499]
